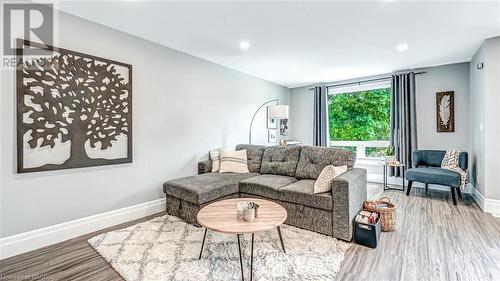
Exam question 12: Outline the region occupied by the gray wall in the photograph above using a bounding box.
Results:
[469,44,486,197]
[289,63,471,154]
[0,12,289,237]
[483,37,500,200]
[468,36,500,201]
[415,63,470,152]
[484,37,500,200]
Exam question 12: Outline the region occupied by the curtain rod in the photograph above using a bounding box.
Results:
[307,71,426,91]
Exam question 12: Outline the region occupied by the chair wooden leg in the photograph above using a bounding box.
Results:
[450,186,457,206]
[456,187,462,198]
[406,181,413,196]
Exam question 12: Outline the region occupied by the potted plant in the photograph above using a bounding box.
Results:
[385,146,396,164]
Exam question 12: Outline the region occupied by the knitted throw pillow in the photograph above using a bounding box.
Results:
[219,149,250,173]
[313,165,348,194]
[210,149,221,172]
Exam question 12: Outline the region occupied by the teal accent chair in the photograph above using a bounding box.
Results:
[405,150,468,205]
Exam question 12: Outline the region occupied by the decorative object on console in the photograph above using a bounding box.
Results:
[268,104,289,136]
[436,91,455,132]
[268,129,277,144]
[219,149,250,173]
[280,140,301,146]
[16,39,132,173]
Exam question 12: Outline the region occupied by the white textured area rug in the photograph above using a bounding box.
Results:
[88,215,351,281]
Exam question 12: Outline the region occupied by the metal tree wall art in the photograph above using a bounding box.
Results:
[16,39,132,173]
[436,91,455,132]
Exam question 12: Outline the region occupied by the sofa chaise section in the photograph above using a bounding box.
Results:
[164,144,266,225]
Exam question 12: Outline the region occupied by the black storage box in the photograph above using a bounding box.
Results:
[354,212,381,248]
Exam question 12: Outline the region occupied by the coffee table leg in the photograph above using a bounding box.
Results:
[237,234,244,281]
[277,226,286,253]
[250,233,254,281]
[199,228,207,260]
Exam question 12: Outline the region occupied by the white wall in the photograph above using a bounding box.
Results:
[0,11,289,237]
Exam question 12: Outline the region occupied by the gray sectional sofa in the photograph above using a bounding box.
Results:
[162,144,367,241]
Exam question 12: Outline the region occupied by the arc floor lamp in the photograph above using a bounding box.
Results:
[248,99,289,144]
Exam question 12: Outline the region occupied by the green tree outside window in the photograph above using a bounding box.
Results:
[328,88,391,157]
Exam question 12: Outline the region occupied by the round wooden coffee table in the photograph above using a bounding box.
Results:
[197,198,287,281]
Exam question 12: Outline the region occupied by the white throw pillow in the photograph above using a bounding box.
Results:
[219,150,249,173]
[209,149,221,172]
[313,165,348,194]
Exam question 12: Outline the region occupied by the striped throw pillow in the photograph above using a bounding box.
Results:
[219,150,249,173]
[210,149,221,172]
[313,165,348,194]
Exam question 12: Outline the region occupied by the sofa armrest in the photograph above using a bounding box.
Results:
[198,160,212,174]
[331,168,367,241]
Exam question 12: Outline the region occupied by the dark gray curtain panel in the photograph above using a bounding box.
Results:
[390,72,418,177]
[313,86,328,147]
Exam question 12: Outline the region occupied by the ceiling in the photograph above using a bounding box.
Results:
[57,1,500,88]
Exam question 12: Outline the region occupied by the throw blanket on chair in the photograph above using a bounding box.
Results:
[441,149,467,188]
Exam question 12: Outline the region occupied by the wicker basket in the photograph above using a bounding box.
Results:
[363,197,396,232]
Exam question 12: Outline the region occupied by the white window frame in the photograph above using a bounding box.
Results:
[327,80,391,160]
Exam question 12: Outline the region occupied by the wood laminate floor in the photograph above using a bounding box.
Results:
[1,184,499,281]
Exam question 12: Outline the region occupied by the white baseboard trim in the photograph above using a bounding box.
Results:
[367,173,472,193]
[471,188,500,215]
[471,188,485,210]
[0,198,165,260]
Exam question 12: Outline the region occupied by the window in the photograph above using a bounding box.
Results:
[327,80,391,159]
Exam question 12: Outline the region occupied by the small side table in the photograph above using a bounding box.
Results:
[379,163,406,191]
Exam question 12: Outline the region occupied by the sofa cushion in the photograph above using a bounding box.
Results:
[163,172,259,204]
[239,174,297,199]
[236,144,266,173]
[259,146,301,177]
[279,180,333,210]
[406,167,461,187]
[295,146,356,180]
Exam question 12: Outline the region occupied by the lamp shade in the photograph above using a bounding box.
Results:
[268,105,289,119]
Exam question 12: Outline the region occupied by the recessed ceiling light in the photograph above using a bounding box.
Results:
[239,41,250,50]
[396,43,409,52]
[290,67,299,73]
